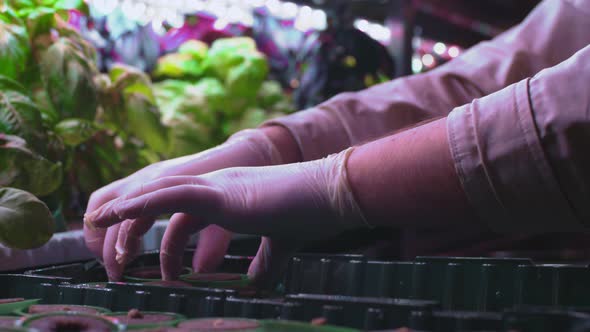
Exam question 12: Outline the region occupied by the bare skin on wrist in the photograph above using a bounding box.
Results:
[346,117,476,229]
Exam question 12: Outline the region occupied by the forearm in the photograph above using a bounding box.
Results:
[346,117,476,228]
[349,43,590,233]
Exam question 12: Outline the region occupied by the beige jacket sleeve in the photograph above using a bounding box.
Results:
[264,0,590,161]
[448,42,590,233]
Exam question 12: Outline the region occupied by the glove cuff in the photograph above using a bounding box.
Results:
[226,129,284,166]
[326,147,373,229]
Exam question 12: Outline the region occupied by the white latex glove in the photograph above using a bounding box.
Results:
[84,148,369,285]
[83,129,283,281]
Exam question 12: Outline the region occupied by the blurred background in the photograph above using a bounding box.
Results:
[82,0,540,103]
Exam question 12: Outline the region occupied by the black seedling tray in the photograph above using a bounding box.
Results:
[285,255,590,311]
[23,250,252,283]
[4,252,590,331]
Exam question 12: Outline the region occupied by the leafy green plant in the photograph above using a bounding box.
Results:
[0,8,30,80]
[0,3,165,249]
[0,186,54,249]
[0,134,62,197]
[152,38,294,158]
[0,5,293,250]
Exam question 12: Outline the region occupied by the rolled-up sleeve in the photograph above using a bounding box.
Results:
[447,44,590,233]
[264,0,590,162]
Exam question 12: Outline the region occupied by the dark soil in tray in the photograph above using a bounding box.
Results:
[26,314,114,332]
[181,273,243,282]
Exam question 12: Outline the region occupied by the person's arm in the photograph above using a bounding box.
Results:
[85,43,590,282]
[264,0,590,162]
[349,42,590,233]
[347,117,476,228]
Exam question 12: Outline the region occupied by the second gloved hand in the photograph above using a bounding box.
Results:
[84,148,369,285]
[83,128,284,281]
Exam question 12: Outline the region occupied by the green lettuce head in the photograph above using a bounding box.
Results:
[223,107,268,137]
[191,78,227,117]
[205,37,257,78]
[161,110,213,158]
[257,80,284,109]
[156,81,216,157]
[178,39,208,62]
[225,51,268,99]
[154,79,220,127]
[40,37,98,120]
[205,37,269,99]
[153,53,203,79]
[0,187,54,249]
[177,84,216,127]
[153,79,188,118]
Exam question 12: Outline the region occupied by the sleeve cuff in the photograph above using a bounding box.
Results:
[261,107,352,161]
[447,78,582,233]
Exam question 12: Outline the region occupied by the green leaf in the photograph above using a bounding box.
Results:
[32,87,60,126]
[109,63,150,84]
[193,78,227,110]
[109,64,155,103]
[53,16,97,61]
[54,0,88,13]
[18,6,56,37]
[16,6,55,19]
[101,64,161,133]
[205,37,258,79]
[153,53,203,79]
[124,83,156,104]
[109,63,132,82]
[0,89,45,151]
[223,107,268,137]
[153,80,190,102]
[178,39,208,62]
[40,0,59,6]
[162,112,213,158]
[0,187,54,249]
[7,0,37,9]
[257,80,284,109]
[0,12,30,80]
[268,98,295,114]
[0,6,24,25]
[40,38,98,120]
[0,75,27,94]
[54,118,98,146]
[0,134,63,197]
[125,92,168,153]
[43,130,66,164]
[225,52,268,99]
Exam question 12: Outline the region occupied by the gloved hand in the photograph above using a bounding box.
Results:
[83,129,283,281]
[84,148,369,285]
